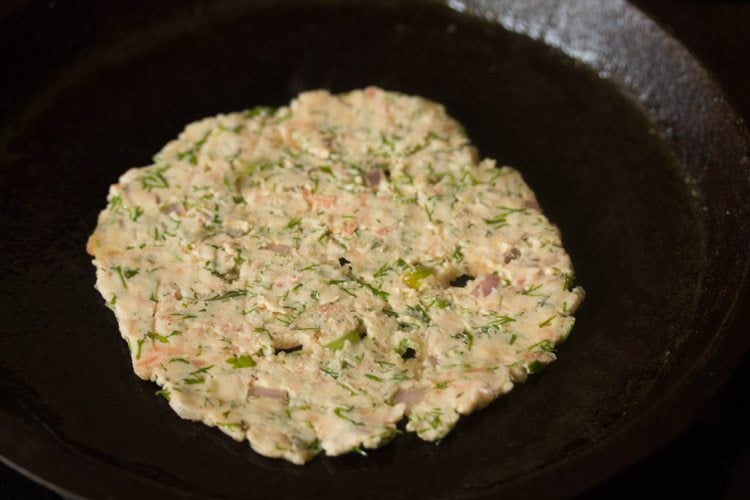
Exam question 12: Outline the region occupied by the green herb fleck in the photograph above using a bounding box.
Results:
[328,279,357,297]
[373,262,391,278]
[527,360,547,374]
[429,297,451,309]
[112,266,139,288]
[321,366,340,379]
[108,195,123,211]
[217,422,244,430]
[481,315,516,327]
[128,206,144,222]
[424,204,435,222]
[275,304,307,326]
[183,365,213,385]
[286,217,302,229]
[554,268,575,290]
[528,340,555,353]
[138,165,170,190]
[325,329,363,351]
[361,281,389,300]
[405,304,430,324]
[176,131,210,165]
[406,142,427,156]
[382,308,399,317]
[484,206,526,226]
[453,330,474,350]
[243,105,276,118]
[351,445,368,456]
[538,315,556,327]
[226,354,256,368]
[334,406,364,426]
[170,312,197,320]
[429,413,442,430]
[521,284,544,296]
[146,330,180,343]
[451,245,464,263]
[135,338,145,360]
[394,338,410,356]
[205,289,249,302]
[155,388,170,401]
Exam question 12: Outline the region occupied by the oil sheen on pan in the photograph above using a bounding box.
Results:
[87,87,584,464]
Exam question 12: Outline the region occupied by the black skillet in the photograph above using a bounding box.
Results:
[1,0,749,498]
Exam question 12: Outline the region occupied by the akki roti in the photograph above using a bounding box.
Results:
[87,87,584,464]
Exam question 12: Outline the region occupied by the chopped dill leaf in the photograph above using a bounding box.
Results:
[146,330,180,343]
[451,245,464,262]
[538,315,556,327]
[226,354,256,368]
[521,284,543,296]
[128,206,144,222]
[527,360,546,374]
[528,340,555,352]
[325,330,362,351]
[138,165,170,190]
[243,105,275,118]
[286,217,302,229]
[205,289,249,302]
[112,266,139,288]
[333,406,364,426]
[351,446,368,456]
[155,388,171,401]
[453,330,474,350]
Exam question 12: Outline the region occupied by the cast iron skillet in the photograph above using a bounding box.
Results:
[1,0,749,497]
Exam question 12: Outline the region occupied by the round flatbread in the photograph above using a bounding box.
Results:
[87,87,584,464]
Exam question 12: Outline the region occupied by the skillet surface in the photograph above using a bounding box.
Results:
[1,1,748,498]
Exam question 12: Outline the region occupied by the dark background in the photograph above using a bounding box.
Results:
[1,1,748,498]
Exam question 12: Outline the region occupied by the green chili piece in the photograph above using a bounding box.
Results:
[402,265,434,289]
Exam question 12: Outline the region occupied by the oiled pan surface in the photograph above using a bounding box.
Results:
[1,1,748,498]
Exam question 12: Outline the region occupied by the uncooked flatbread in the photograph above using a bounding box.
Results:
[87,87,584,464]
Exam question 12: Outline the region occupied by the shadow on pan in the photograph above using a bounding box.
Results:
[0,0,749,498]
